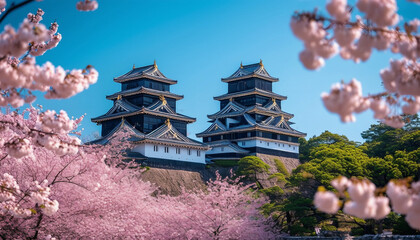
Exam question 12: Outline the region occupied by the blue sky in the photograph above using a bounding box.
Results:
[4,0,420,142]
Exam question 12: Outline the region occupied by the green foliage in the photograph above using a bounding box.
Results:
[263,123,420,235]
[299,131,356,162]
[361,115,420,158]
[237,156,270,181]
[350,227,365,236]
[274,159,289,176]
[321,225,337,231]
[392,215,420,234]
[268,173,287,183]
[259,186,284,200]
[364,152,420,186]
[292,142,368,188]
[281,194,319,236]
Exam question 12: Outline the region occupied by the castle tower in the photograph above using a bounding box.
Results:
[196,61,306,161]
[92,62,208,164]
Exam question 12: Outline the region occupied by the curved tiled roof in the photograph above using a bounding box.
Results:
[114,64,177,84]
[214,88,287,101]
[106,86,184,100]
[221,61,278,82]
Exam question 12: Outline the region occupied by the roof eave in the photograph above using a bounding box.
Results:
[113,74,178,85]
[213,91,287,101]
[221,74,279,83]
[106,89,184,100]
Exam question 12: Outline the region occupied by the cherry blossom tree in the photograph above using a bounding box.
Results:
[291,0,420,128]
[0,1,99,237]
[154,174,274,240]
[0,1,274,239]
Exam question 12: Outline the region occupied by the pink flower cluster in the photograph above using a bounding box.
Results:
[381,59,420,97]
[0,108,82,159]
[387,181,420,230]
[290,16,337,70]
[292,0,420,126]
[356,0,399,27]
[0,0,5,12]
[76,0,98,12]
[30,180,59,216]
[321,79,410,127]
[0,58,98,107]
[321,79,370,122]
[314,176,420,230]
[0,9,98,108]
[0,173,58,219]
[326,0,350,22]
[0,18,49,57]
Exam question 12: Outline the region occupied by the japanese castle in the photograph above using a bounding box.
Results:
[196,61,306,161]
[91,62,209,164]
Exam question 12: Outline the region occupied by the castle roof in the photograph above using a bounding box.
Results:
[91,98,195,123]
[90,119,208,150]
[221,61,279,82]
[89,120,145,145]
[213,88,287,101]
[207,99,294,120]
[106,86,184,100]
[114,63,177,85]
[196,113,306,138]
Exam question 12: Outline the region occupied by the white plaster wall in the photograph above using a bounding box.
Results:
[133,143,205,164]
[206,145,239,154]
[237,139,299,153]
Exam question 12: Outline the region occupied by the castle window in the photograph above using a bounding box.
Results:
[289,144,291,147]
[188,149,191,155]
[164,147,169,153]
[153,145,159,152]
[288,136,292,142]
[247,132,251,137]
[241,141,245,146]
[197,151,201,156]
[208,137,211,141]
[266,142,269,146]
[293,147,296,150]
[176,148,180,154]
[221,147,224,152]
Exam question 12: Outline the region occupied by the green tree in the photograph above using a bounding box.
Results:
[237,156,270,184]
[292,142,368,189]
[361,115,420,158]
[299,131,356,162]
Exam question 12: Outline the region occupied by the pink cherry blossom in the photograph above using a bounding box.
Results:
[314,191,340,214]
[402,97,420,115]
[326,0,350,22]
[331,176,349,193]
[321,79,370,122]
[299,49,325,70]
[333,25,362,48]
[76,0,98,12]
[386,181,413,214]
[370,99,390,119]
[356,0,399,27]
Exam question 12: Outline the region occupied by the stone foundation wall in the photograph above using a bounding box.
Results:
[255,153,301,174]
